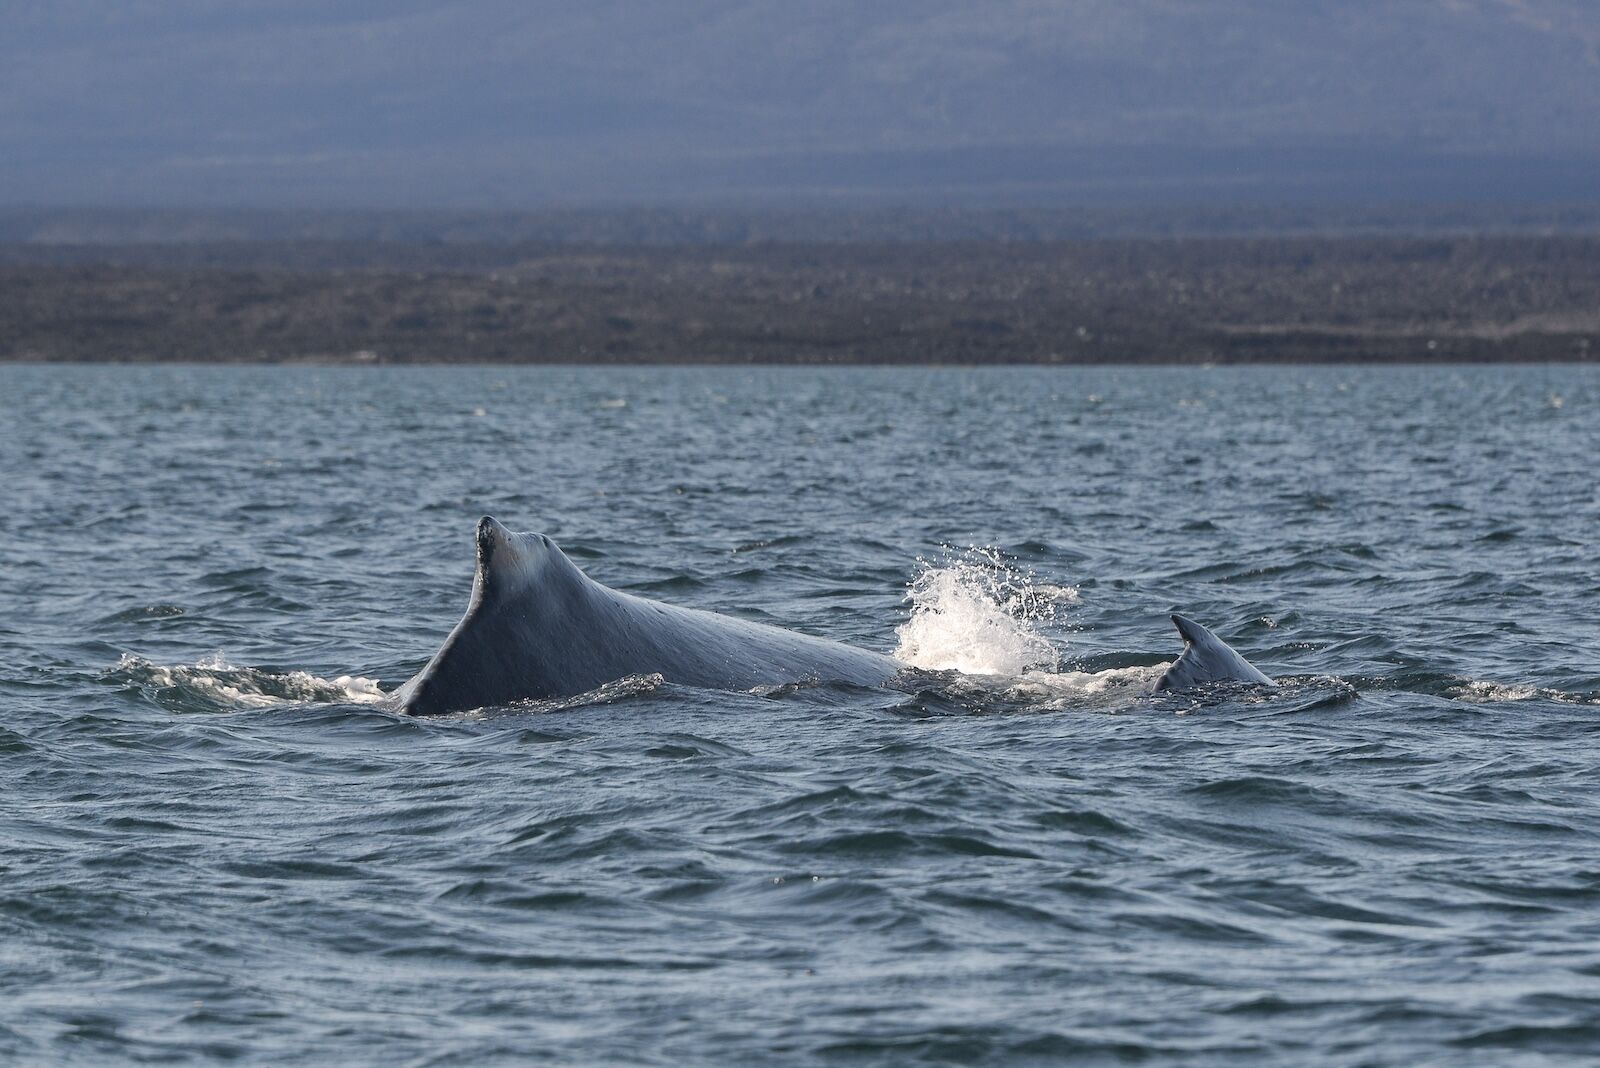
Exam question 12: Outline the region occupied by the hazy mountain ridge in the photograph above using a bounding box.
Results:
[5,1,1598,206]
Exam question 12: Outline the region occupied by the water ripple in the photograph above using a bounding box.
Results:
[6,364,1600,1064]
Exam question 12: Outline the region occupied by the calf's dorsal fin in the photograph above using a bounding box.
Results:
[1153,613,1275,692]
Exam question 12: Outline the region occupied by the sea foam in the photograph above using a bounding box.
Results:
[112,653,388,711]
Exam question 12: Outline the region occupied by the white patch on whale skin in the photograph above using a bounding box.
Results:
[991,664,1170,711]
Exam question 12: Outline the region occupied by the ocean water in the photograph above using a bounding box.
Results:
[4,363,1600,1065]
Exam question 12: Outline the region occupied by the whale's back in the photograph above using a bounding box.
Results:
[396,518,901,715]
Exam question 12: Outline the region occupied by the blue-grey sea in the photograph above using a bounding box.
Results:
[4,363,1600,1066]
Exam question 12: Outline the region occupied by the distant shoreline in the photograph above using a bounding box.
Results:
[4,235,1596,365]
[6,359,1596,369]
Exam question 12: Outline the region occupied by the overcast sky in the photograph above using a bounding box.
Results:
[5,1,1598,207]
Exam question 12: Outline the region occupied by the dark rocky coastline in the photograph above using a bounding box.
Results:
[4,236,1596,364]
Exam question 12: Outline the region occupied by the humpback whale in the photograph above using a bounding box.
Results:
[395,518,905,715]
[394,518,1275,715]
[1152,614,1275,692]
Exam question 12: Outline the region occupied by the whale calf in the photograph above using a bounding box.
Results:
[1152,614,1275,692]
[395,518,905,715]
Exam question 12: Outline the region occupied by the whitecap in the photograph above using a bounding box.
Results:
[111,653,388,711]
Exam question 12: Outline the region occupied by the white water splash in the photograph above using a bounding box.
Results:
[113,653,388,709]
[894,548,1074,676]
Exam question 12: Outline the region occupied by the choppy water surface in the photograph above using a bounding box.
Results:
[4,364,1600,1065]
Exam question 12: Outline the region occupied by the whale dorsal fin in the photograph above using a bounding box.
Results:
[474,516,543,596]
[1153,613,1275,692]
[470,515,585,604]
[394,518,572,715]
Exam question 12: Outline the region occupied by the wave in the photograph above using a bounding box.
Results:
[107,653,677,719]
[108,653,387,713]
[1445,677,1600,705]
[471,673,667,718]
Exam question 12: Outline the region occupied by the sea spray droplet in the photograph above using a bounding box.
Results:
[893,548,1071,675]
